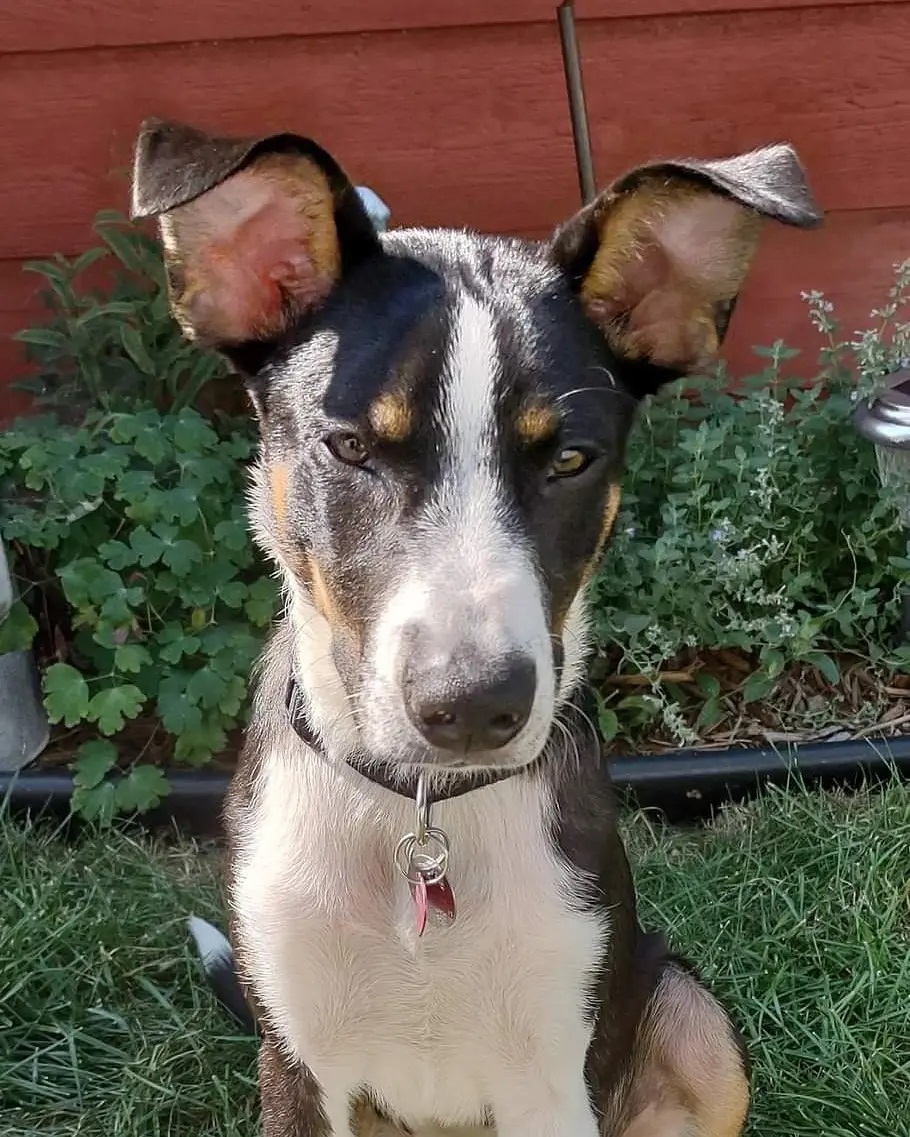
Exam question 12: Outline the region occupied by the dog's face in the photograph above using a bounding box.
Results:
[132,120,820,771]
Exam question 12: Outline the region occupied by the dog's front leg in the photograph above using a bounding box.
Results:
[492,1073,600,1137]
[260,1036,406,1137]
[259,1035,344,1137]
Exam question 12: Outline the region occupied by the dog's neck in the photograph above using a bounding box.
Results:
[284,671,531,804]
[269,583,592,805]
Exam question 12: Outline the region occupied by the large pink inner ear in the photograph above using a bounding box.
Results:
[579,182,763,374]
[159,153,341,346]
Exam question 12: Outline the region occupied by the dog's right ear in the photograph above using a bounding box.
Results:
[131,118,380,356]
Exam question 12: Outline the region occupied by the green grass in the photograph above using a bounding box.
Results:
[1,782,909,1137]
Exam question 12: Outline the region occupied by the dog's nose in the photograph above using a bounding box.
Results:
[404,657,536,753]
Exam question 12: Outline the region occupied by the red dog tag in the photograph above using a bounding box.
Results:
[412,874,456,936]
[427,877,456,922]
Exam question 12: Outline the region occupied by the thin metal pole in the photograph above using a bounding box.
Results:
[557,1,596,205]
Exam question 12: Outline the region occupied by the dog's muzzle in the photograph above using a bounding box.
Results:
[401,639,537,755]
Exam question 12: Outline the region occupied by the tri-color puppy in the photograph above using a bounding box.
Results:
[132,119,820,1137]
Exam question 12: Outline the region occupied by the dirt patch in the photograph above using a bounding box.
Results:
[599,648,910,756]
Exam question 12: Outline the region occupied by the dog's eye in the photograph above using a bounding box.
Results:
[548,447,592,480]
[325,432,370,467]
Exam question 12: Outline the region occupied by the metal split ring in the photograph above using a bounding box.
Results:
[394,827,450,886]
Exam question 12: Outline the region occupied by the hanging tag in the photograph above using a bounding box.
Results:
[426,876,456,922]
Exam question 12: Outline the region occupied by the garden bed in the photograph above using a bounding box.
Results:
[2,218,910,823]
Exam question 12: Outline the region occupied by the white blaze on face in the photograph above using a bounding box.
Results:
[432,294,509,551]
[368,294,556,758]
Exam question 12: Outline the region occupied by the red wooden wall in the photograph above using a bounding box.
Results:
[2,0,909,419]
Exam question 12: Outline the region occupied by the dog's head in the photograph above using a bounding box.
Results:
[132,119,820,773]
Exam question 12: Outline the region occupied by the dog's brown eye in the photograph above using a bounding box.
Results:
[548,448,591,479]
[325,432,370,467]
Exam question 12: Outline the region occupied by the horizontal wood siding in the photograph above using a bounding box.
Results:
[1,0,908,420]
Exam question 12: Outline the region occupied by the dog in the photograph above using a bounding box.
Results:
[131,117,820,1137]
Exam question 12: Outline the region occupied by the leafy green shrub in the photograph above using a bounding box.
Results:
[13,211,227,416]
[591,263,910,744]
[0,597,38,655]
[0,406,276,820]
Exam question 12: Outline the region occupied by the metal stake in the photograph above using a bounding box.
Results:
[557,1,596,205]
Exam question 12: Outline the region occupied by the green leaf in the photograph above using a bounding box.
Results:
[130,526,166,567]
[158,674,204,734]
[114,765,171,813]
[115,469,157,504]
[805,651,841,686]
[99,584,145,626]
[244,577,277,626]
[43,663,91,726]
[71,246,109,275]
[119,325,156,375]
[86,684,146,735]
[597,704,619,743]
[14,327,67,349]
[186,668,227,709]
[764,649,786,680]
[134,425,170,465]
[174,719,227,766]
[162,539,204,576]
[218,580,247,608]
[0,600,38,653]
[114,643,153,674]
[742,673,775,704]
[73,739,118,789]
[58,560,124,608]
[695,673,721,699]
[696,698,724,731]
[71,781,118,825]
[218,674,246,717]
[214,518,249,551]
[173,412,217,454]
[158,626,201,664]
[158,485,200,526]
[98,540,135,571]
[96,221,147,274]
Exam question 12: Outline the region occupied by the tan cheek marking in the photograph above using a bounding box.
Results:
[552,482,622,636]
[269,464,289,534]
[599,481,623,545]
[582,481,622,584]
[516,402,559,446]
[305,554,336,623]
[368,392,413,443]
[304,554,363,654]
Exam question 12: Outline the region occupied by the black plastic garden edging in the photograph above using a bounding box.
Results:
[3,734,910,832]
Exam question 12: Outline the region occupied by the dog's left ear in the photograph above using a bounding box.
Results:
[551,144,822,394]
[130,118,380,356]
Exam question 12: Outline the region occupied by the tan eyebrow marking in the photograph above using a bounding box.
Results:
[368,391,414,442]
[516,400,560,445]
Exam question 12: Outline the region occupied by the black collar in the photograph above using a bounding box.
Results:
[285,675,523,803]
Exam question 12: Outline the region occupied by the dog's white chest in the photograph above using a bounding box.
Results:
[233,753,607,1130]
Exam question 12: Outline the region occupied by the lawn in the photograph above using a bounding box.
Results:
[1,781,908,1137]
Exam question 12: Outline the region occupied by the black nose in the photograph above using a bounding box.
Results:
[404,657,537,753]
